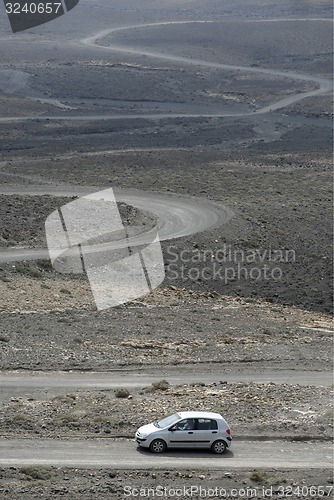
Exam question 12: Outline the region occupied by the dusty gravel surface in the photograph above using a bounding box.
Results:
[0,466,332,500]
[1,150,332,313]
[1,379,332,441]
[0,287,332,370]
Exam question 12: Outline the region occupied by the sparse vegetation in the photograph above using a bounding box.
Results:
[52,394,77,404]
[115,388,130,398]
[57,413,79,423]
[40,283,51,289]
[248,470,288,486]
[36,259,53,271]
[14,265,42,278]
[20,466,53,481]
[248,470,270,483]
[144,380,170,393]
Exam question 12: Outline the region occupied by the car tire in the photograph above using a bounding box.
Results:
[149,439,167,453]
[211,440,227,454]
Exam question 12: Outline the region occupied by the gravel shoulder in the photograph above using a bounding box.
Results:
[1,379,332,441]
[0,465,332,500]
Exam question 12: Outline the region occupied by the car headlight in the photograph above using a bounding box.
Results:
[139,432,149,439]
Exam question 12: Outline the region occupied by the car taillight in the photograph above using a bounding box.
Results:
[226,428,231,435]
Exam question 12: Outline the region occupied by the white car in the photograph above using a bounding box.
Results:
[135,411,232,454]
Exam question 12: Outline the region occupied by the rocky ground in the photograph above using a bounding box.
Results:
[0,196,156,249]
[1,149,333,314]
[0,464,333,500]
[1,379,332,440]
[0,466,333,500]
[0,287,332,370]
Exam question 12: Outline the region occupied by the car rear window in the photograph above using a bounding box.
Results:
[196,418,218,430]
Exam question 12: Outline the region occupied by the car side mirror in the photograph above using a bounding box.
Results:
[168,426,176,431]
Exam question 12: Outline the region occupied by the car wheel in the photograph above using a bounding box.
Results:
[149,439,167,453]
[211,440,227,454]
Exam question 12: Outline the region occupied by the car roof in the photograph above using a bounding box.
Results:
[177,411,223,420]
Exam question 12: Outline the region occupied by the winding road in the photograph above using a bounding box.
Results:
[0,18,332,263]
[81,20,333,116]
[0,184,234,264]
[0,19,332,122]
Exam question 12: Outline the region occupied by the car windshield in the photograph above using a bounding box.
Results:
[155,413,180,428]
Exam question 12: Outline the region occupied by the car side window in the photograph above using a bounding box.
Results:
[196,418,217,430]
[174,419,194,430]
[211,419,218,430]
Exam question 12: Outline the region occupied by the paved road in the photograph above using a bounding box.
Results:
[0,439,332,469]
[0,367,332,390]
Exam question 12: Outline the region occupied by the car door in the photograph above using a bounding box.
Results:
[193,418,218,448]
[167,418,195,448]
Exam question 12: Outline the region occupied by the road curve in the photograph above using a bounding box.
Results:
[0,19,332,123]
[81,20,332,115]
[0,185,234,264]
[77,19,333,117]
[0,439,332,469]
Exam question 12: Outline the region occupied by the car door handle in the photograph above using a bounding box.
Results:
[188,431,194,434]
[212,431,217,434]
